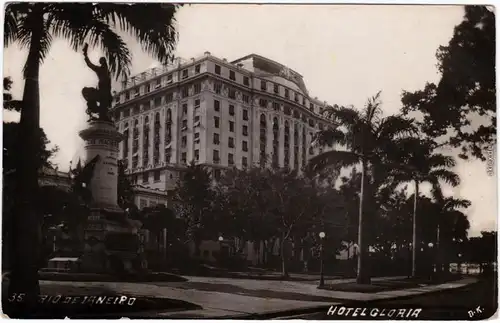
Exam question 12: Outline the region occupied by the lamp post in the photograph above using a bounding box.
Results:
[318,231,326,288]
[428,242,434,276]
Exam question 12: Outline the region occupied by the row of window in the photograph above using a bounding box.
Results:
[119,63,204,104]
[211,149,248,167]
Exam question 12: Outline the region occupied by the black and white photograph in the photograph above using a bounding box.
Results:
[2,2,497,319]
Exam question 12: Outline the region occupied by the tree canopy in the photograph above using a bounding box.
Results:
[401,6,495,160]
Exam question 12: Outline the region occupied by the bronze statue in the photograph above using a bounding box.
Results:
[82,43,113,122]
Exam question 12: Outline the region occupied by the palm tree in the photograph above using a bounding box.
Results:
[387,138,460,277]
[307,92,417,284]
[4,3,180,313]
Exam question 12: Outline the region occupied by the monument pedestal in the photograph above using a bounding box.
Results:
[78,120,143,273]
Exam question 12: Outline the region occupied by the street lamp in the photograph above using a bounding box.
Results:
[318,231,326,288]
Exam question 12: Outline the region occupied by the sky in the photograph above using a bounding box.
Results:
[3,4,497,236]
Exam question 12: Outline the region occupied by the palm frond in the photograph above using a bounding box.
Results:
[443,197,471,211]
[375,115,418,141]
[312,126,347,148]
[427,153,456,169]
[322,104,360,128]
[428,168,460,187]
[364,91,382,124]
[47,4,132,78]
[305,150,360,175]
[95,3,179,65]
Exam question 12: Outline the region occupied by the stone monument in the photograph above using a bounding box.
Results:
[78,43,143,273]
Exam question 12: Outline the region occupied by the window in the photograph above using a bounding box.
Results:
[194,132,200,140]
[243,109,249,121]
[213,149,220,163]
[310,102,314,110]
[229,121,234,132]
[154,96,162,107]
[228,153,234,165]
[215,64,221,75]
[242,156,248,167]
[182,104,188,115]
[285,89,289,99]
[242,140,248,152]
[195,64,201,74]
[214,116,220,128]
[284,106,291,115]
[261,80,267,91]
[259,99,267,108]
[142,171,149,183]
[124,109,130,118]
[228,137,234,148]
[243,76,249,86]
[154,170,161,182]
[165,92,173,103]
[182,69,188,79]
[274,84,279,94]
[194,149,200,161]
[146,84,151,93]
[214,82,222,94]
[194,115,200,123]
[194,83,201,94]
[273,102,280,111]
[182,87,189,98]
[230,70,236,81]
[294,93,299,102]
[213,133,220,145]
[242,125,248,136]
[181,152,187,163]
[182,119,188,129]
[167,74,173,84]
[194,99,200,108]
[181,136,187,147]
[229,105,235,116]
[214,100,220,112]
[228,88,236,100]
[242,94,249,103]
[213,169,221,180]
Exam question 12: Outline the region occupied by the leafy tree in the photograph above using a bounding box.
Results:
[401,6,495,160]
[2,80,58,274]
[4,3,180,306]
[307,92,416,283]
[141,205,176,260]
[3,76,22,111]
[172,162,215,257]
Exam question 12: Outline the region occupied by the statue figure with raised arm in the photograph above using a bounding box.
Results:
[81,43,113,122]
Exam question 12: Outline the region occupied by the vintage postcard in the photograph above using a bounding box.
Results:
[2,2,497,319]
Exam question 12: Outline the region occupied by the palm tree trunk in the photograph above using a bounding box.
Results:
[356,160,370,284]
[7,8,44,317]
[412,180,419,278]
[436,224,442,276]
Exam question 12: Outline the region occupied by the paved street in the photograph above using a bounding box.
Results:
[38,275,479,318]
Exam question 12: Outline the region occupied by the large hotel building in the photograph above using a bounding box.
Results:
[111,52,332,207]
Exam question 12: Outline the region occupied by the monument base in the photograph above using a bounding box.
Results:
[80,207,144,274]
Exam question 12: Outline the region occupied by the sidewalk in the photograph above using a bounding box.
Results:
[40,275,478,318]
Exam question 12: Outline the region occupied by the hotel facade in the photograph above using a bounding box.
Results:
[112,52,332,204]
